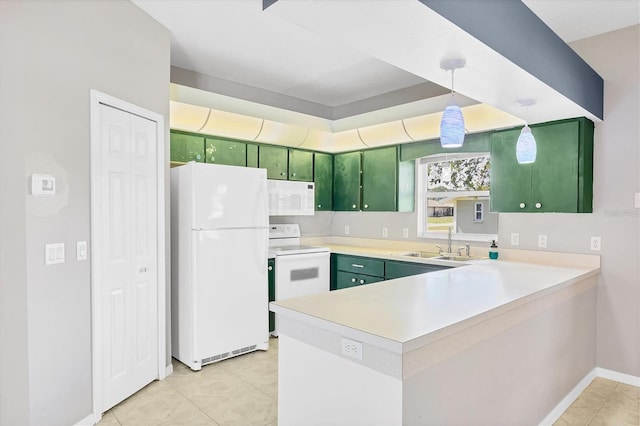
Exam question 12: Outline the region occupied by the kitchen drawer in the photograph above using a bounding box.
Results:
[335,271,384,290]
[384,260,450,279]
[336,255,385,277]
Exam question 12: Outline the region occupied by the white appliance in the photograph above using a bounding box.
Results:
[171,162,269,371]
[268,224,330,336]
[267,180,315,216]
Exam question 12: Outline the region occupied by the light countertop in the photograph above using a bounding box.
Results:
[270,257,600,352]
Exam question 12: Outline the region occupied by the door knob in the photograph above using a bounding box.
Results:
[352,204,357,209]
[268,266,273,271]
[351,278,356,283]
[359,279,365,284]
[519,203,526,209]
[535,202,542,209]
[364,204,369,209]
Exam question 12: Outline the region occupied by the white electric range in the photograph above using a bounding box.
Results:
[268,224,330,336]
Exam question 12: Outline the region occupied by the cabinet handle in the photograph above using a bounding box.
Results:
[292,173,296,177]
[280,172,285,176]
[268,266,273,271]
[519,203,526,209]
[196,154,202,160]
[351,264,364,268]
[535,202,542,209]
[351,278,357,283]
[317,204,321,208]
[359,279,365,284]
[364,204,369,209]
[352,204,357,209]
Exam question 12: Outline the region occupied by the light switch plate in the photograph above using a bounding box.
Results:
[403,228,409,239]
[382,227,388,238]
[344,225,350,235]
[77,241,87,261]
[45,243,65,265]
[510,233,520,246]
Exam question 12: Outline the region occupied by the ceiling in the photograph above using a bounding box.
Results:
[132,0,639,152]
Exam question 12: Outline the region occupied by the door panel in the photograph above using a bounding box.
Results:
[258,145,288,180]
[288,149,313,181]
[170,132,204,163]
[490,128,532,212]
[314,152,333,211]
[193,229,269,359]
[362,146,398,211]
[333,151,361,211]
[192,164,268,229]
[205,138,247,166]
[98,104,158,412]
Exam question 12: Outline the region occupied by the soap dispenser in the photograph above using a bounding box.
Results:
[489,240,499,260]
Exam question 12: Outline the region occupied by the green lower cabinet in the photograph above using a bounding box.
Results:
[268,258,275,333]
[384,260,451,279]
[335,271,384,290]
[314,152,333,211]
[259,145,288,180]
[288,149,314,181]
[170,132,205,163]
[205,138,246,166]
[490,117,593,213]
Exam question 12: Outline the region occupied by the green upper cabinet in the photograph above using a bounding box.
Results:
[333,146,414,212]
[258,145,288,180]
[362,146,398,211]
[333,151,362,211]
[205,137,246,166]
[246,144,259,168]
[170,132,205,163]
[490,117,594,213]
[288,149,314,181]
[314,152,333,211]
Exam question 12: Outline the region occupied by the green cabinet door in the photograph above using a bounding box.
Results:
[247,144,259,168]
[361,146,398,211]
[314,152,333,211]
[530,121,580,212]
[288,149,314,181]
[384,260,450,279]
[205,138,246,166]
[259,145,288,180]
[333,151,361,211]
[490,128,532,212]
[170,132,205,163]
[268,259,275,333]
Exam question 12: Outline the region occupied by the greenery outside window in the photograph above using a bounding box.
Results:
[417,153,498,242]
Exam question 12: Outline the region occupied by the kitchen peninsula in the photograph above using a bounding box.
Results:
[271,252,600,425]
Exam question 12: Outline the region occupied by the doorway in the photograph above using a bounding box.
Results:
[90,90,166,419]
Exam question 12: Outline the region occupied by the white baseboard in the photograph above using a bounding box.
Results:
[74,413,97,426]
[596,367,640,387]
[540,367,640,425]
[539,368,597,425]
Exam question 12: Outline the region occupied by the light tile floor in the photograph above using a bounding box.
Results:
[554,377,639,426]
[100,338,638,426]
[99,338,279,426]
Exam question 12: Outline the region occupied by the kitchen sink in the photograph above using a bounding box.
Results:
[434,255,484,262]
[396,251,442,259]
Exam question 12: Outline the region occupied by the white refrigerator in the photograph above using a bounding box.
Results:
[171,162,269,371]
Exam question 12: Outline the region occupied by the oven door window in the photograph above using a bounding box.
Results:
[290,267,319,281]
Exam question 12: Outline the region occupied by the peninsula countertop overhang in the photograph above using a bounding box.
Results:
[270,257,600,354]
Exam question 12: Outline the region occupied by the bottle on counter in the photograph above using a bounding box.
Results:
[489,240,499,260]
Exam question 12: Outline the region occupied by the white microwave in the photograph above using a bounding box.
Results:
[267,180,315,216]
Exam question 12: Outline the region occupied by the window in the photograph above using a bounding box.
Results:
[474,202,484,222]
[417,153,498,241]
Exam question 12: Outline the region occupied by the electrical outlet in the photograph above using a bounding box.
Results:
[76,241,87,261]
[403,228,409,239]
[538,234,548,248]
[340,337,363,360]
[344,225,350,235]
[382,227,388,238]
[590,236,601,251]
[511,233,520,246]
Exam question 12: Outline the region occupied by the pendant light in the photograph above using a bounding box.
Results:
[515,99,537,164]
[440,58,466,148]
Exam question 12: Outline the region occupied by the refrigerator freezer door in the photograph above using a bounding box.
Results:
[192,228,269,361]
[191,163,268,230]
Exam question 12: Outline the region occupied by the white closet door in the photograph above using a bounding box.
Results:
[97,103,158,411]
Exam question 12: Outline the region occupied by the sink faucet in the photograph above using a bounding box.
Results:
[465,243,470,257]
[435,245,442,255]
[447,226,453,254]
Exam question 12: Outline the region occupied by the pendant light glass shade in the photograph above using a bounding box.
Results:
[440,98,465,148]
[516,125,537,164]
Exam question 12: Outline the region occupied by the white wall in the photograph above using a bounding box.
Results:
[0,1,170,424]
